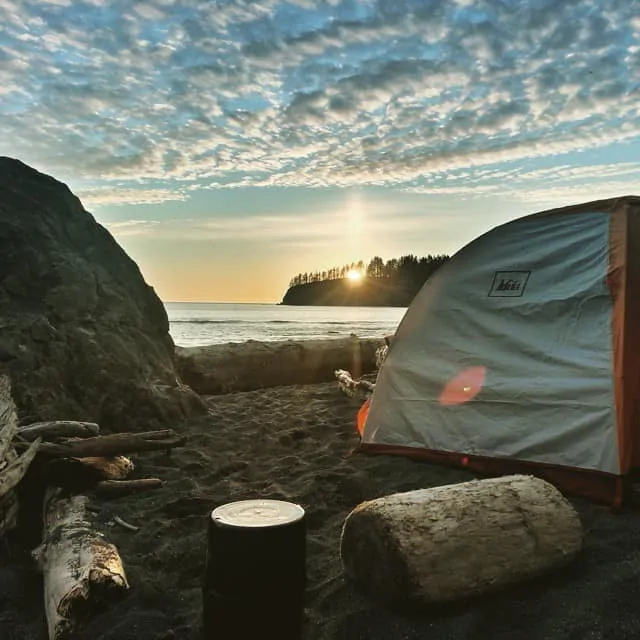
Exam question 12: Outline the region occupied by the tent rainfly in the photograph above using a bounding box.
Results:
[357,196,640,506]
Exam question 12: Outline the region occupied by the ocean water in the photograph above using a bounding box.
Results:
[165,302,408,347]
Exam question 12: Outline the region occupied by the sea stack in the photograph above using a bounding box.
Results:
[0,157,206,430]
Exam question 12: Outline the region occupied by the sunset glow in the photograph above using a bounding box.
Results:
[3,0,640,302]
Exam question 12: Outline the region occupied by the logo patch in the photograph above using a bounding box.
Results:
[488,271,530,297]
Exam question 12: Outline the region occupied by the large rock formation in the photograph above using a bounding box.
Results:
[0,157,206,430]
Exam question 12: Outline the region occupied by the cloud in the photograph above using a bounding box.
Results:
[1,0,640,196]
[405,162,640,208]
[104,219,162,236]
[102,194,440,247]
[78,187,189,207]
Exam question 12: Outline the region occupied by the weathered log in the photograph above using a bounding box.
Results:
[18,421,100,441]
[340,475,583,606]
[18,430,186,459]
[95,478,164,498]
[34,487,130,640]
[175,337,385,395]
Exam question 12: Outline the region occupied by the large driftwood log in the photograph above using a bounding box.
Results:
[95,478,164,498]
[34,487,130,640]
[175,337,384,395]
[18,430,186,459]
[340,475,583,606]
[18,421,100,441]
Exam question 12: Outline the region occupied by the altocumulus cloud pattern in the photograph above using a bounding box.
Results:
[2,0,640,205]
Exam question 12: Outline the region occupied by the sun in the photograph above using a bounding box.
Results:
[346,269,363,282]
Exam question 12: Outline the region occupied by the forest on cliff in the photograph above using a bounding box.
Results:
[282,254,449,306]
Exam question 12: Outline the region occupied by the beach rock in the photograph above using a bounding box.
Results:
[0,157,206,430]
[340,474,583,607]
[175,337,384,394]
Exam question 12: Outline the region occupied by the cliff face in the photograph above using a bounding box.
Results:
[0,157,206,430]
[281,278,416,306]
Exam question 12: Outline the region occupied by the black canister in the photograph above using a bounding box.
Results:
[202,499,306,639]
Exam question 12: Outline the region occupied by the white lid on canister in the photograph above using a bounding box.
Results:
[211,499,305,528]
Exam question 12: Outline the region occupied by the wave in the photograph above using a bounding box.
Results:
[170,319,367,326]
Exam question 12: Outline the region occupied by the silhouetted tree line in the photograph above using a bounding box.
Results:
[288,254,449,288]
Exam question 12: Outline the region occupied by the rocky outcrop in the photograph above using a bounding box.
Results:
[281,278,414,306]
[0,157,206,431]
[176,337,384,395]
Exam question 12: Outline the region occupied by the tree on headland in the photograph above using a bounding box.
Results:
[287,253,449,289]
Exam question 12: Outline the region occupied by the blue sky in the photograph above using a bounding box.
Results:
[2,0,640,302]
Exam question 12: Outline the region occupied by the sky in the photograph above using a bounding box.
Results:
[2,0,640,303]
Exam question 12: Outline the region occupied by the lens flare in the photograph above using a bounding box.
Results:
[439,366,487,405]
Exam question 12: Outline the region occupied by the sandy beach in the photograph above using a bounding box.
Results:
[3,374,640,640]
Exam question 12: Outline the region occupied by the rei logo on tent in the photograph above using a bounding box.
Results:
[488,271,530,297]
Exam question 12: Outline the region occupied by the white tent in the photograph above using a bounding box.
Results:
[358,196,640,505]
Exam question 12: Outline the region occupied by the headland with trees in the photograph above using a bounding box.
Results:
[281,254,449,306]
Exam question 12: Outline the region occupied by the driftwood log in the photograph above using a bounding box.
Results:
[0,374,39,538]
[340,475,583,606]
[175,337,384,395]
[34,487,130,640]
[18,430,186,459]
[17,421,100,442]
[95,478,164,498]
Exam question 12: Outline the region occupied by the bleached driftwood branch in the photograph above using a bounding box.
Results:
[18,421,100,442]
[335,369,376,397]
[34,487,130,640]
[113,516,139,532]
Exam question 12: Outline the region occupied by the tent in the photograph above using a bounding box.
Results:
[358,196,640,505]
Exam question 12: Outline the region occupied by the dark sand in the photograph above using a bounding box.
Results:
[3,381,640,639]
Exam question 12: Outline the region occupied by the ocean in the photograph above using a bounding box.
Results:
[165,302,408,347]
